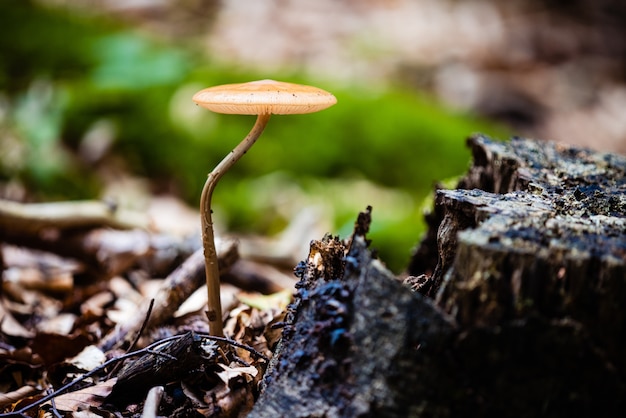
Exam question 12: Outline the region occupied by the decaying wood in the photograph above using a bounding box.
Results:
[249,208,456,417]
[0,199,149,232]
[0,199,198,280]
[104,332,267,416]
[106,332,219,405]
[412,136,626,374]
[251,136,626,417]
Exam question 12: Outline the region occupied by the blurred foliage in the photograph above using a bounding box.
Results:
[0,1,509,272]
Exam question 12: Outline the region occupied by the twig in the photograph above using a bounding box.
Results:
[130,298,155,353]
[48,394,62,418]
[0,336,188,417]
[107,299,155,379]
[0,332,267,417]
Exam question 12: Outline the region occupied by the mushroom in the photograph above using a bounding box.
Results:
[192,79,337,336]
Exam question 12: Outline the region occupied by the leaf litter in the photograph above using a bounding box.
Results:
[0,194,315,417]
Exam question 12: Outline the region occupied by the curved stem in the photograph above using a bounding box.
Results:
[200,113,271,337]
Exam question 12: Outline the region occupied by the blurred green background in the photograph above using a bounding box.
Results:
[0,1,509,272]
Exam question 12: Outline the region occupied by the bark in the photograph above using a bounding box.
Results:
[106,332,218,405]
[414,136,626,372]
[250,208,455,417]
[251,135,626,417]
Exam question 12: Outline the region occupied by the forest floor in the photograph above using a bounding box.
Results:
[1,0,625,416]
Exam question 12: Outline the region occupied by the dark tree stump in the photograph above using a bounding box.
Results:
[412,136,626,371]
[251,136,626,417]
[250,208,455,417]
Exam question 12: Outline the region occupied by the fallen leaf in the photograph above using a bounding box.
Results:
[66,345,106,372]
[0,303,34,338]
[0,385,39,407]
[236,288,292,311]
[80,290,115,318]
[31,331,92,366]
[36,312,77,335]
[216,364,258,385]
[43,378,116,412]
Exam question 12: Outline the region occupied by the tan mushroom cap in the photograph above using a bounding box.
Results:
[192,79,337,115]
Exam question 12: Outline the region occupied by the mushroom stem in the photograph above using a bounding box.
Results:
[200,113,272,337]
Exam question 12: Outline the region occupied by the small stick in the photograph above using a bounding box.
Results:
[0,199,148,233]
[106,299,155,379]
[48,392,61,418]
[129,298,155,352]
[0,332,267,417]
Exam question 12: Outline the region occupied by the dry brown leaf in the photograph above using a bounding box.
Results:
[43,378,116,412]
[0,302,34,338]
[0,385,39,407]
[108,276,144,304]
[182,379,255,418]
[80,291,115,318]
[216,364,258,385]
[66,345,106,372]
[147,195,199,236]
[197,381,255,417]
[174,283,240,319]
[36,313,76,335]
[31,331,92,366]
[2,266,74,295]
[106,299,139,326]
[236,288,292,311]
[1,245,79,294]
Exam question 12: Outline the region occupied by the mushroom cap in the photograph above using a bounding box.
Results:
[192,79,337,115]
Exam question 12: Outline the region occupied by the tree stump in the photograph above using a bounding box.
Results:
[250,135,626,417]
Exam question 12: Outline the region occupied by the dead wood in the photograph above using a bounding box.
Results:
[105,332,219,405]
[0,199,149,232]
[0,199,199,280]
[104,332,267,415]
[249,208,456,417]
[251,136,626,417]
[412,136,626,374]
